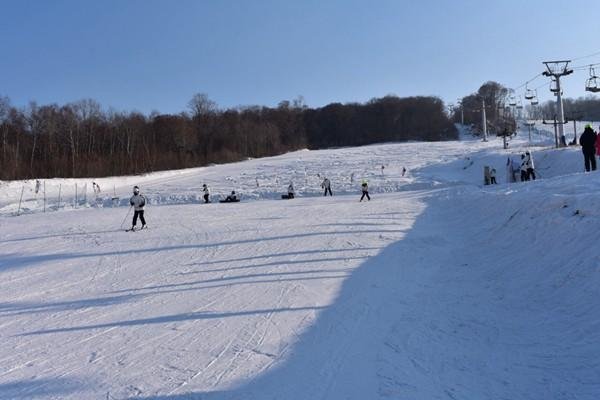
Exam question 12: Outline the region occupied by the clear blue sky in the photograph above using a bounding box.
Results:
[1,0,598,114]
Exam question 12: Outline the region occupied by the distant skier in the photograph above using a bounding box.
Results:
[129,186,146,231]
[202,183,210,203]
[360,180,370,202]
[287,182,295,199]
[92,181,101,195]
[490,168,497,184]
[524,151,536,180]
[401,167,407,177]
[34,179,41,194]
[580,124,597,172]
[321,177,332,196]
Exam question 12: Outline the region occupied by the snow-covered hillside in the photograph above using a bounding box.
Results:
[1,127,600,399]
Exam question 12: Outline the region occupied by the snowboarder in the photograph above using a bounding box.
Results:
[360,180,370,201]
[220,191,239,203]
[321,177,332,196]
[202,184,210,203]
[129,186,146,231]
[580,124,597,172]
[490,168,497,184]
[524,151,536,180]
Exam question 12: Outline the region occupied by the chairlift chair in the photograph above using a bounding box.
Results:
[550,77,559,93]
[584,66,600,93]
[516,97,524,110]
[530,90,539,105]
[524,86,535,100]
[508,96,517,106]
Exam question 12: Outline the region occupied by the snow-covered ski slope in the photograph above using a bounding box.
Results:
[2,126,600,399]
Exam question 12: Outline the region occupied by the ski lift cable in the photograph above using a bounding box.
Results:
[571,50,600,62]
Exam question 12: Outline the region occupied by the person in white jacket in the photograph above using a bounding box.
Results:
[129,186,147,230]
[524,151,536,180]
[321,177,332,196]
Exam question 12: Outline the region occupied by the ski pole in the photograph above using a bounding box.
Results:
[120,205,133,229]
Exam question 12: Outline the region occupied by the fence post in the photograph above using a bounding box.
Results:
[75,183,78,208]
[43,181,46,213]
[58,184,62,209]
[17,185,24,216]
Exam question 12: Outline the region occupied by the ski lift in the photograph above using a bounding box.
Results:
[585,66,600,93]
[508,96,517,106]
[524,85,535,100]
[516,97,524,110]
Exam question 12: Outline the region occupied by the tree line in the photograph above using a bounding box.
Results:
[527,96,600,122]
[455,81,600,133]
[0,94,457,181]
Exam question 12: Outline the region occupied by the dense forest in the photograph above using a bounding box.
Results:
[0,94,457,180]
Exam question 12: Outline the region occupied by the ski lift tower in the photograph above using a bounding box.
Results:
[542,60,573,147]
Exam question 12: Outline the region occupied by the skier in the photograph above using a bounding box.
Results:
[580,124,597,172]
[402,167,407,177]
[321,177,332,196]
[287,182,295,199]
[202,183,210,203]
[34,179,41,194]
[129,186,146,231]
[92,181,101,195]
[360,180,370,201]
[489,168,497,184]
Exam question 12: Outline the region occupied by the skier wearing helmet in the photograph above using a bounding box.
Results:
[129,186,147,231]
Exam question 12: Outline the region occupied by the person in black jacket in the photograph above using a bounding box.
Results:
[579,124,597,172]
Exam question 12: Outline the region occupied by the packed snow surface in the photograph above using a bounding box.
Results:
[1,125,599,399]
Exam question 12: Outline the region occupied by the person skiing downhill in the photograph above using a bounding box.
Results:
[360,180,370,201]
[129,186,146,231]
[202,184,210,203]
[580,124,597,172]
[321,177,332,196]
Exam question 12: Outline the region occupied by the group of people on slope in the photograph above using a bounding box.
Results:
[125,177,372,231]
[578,124,600,172]
[505,151,536,183]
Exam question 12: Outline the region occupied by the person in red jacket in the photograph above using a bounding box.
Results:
[595,127,600,157]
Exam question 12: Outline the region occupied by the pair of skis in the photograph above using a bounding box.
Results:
[125,225,148,232]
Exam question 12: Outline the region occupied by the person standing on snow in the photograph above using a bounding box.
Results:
[129,186,147,231]
[489,168,497,184]
[287,182,295,199]
[520,154,528,182]
[595,126,600,159]
[321,177,332,196]
[202,183,210,203]
[524,151,536,180]
[579,124,597,172]
[360,180,371,201]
